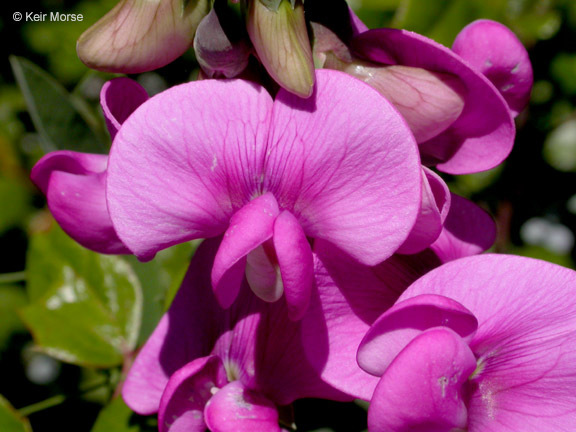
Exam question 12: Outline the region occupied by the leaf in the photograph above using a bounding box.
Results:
[0,395,31,432]
[9,56,106,154]
[21,226,142,368]
[91,397,139,432]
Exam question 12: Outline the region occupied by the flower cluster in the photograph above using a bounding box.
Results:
[32,1,576,431]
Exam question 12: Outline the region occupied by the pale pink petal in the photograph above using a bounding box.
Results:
[31,151,129,254]
[107,79,273,261]
[337,63,466,143]
[245,243,283,303]
[357,294,478,377]
[211,193,280,309]
[158,356,228,432]
[100,77,149,140]
[430,194,496,262]
[352,29,515,174]
[204,381,280,432]
[452,20,533,116]
[270,70,421,265]
[273,210,314,321]
[398,254,576,431]
[300,240,442,400]
[368,327,477,432]
[397,167,450,254]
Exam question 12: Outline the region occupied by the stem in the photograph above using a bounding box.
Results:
[18,379,108,417]
[18,394,66,417]
[0,271,26,284]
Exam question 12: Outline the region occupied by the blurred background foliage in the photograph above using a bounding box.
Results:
[1,0,575,430]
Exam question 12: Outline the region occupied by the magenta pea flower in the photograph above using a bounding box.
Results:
[452,19,533,117]
[31,78,148,254]
[105,70,422,319]
[301,195,496,400]
[314,13,532,174]
[358,254,576,431]
[123,238,351,432]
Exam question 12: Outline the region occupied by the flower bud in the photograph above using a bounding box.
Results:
[324,53,466,143]
[77,0,210,74]
[246,0,315,98]
[193,6,251,78]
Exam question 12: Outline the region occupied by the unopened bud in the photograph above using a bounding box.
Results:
[324,54,466,143]
[194,6,251,78]
[247,0,314,98]
[77,0,210,74]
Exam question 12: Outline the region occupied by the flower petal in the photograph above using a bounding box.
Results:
[398,254,576,431]
[158,356,228,432]
[329,62,466,143]
[368,327,476,432]
[31,151,129,254]
[430,194,496,262]
[100,77,149,140]
[301,240,442,400]
[452,20,533,116]
[397,167,450,255]
[107,79,274,261]
[245,243,283,303]
[123,240,224,415]
[357,294,478,377]
[204,381,280,432]
[123,238,350,414]
[273,210,314,321]
[212,193,280,308]
[270,69,421,265]
[352,28,515,174]
[109,70,421,266]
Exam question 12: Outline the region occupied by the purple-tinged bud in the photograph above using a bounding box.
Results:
[193,6,251,78]
[324,53,466,143]
[77,0,210,74]
[247,0,315,98]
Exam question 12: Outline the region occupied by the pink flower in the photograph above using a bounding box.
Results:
[301,195,495,400]
[123,239,350,432]
[313,11,532,174]
[358,254,576,431]
[104,70,422,319]
[31,78,148,254]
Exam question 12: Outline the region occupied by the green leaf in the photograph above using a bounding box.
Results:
[0,395,31,432]
[21,226,142,368]
[9,56,106,154]
[91,397,139,432]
